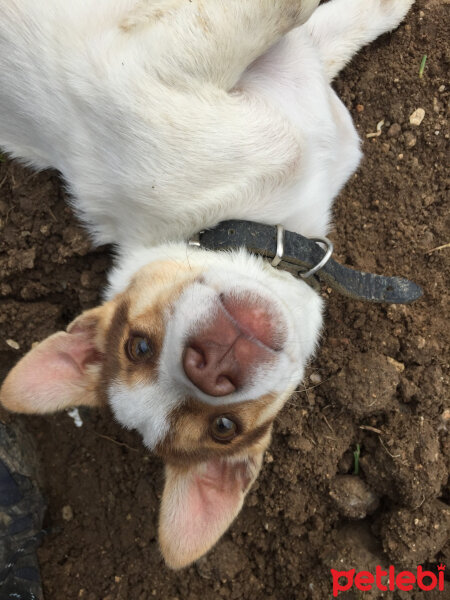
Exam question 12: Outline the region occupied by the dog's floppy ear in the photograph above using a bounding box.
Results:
[159,447,267,569]
[0,302,116,414]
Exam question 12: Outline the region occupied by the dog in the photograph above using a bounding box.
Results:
[0,0,415,568]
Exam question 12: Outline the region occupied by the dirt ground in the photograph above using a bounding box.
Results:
[0,1,449,599]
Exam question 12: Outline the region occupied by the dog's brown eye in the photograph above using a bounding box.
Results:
[210,415,238,443]
[126,335,153,362]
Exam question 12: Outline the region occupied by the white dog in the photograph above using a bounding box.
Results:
[0,0,415,568]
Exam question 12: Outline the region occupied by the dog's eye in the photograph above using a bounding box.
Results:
[126,335,154,362]
[210,415,238,443]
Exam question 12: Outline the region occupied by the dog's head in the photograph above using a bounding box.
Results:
[0,244,322,567]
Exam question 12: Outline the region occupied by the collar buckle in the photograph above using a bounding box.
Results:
[299,236,334,279]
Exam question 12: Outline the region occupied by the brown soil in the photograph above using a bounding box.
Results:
[0,1,449,598]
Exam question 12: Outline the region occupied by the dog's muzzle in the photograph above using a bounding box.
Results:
[188,220,423,304]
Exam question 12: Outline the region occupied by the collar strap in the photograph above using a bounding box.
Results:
[190,220,423,304]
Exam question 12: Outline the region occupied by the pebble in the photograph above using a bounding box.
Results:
[388,123,401,138]
[265,451,274,464]
[409,108,425,126]
[403,131,417,148]
[0,283,12,296]
[62,505,74,521]
[309,373,322,385]
[67,408,84,428]
[6,339,20,350]
[386,357,405,373]
[329,475,380,519]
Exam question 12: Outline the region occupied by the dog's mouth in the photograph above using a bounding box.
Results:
[218,292,285,352]
[182,290,285,397]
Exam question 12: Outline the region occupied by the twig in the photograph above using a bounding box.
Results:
[360,425,383,435]
[426,242,450,254]
[0,172,8,190]
[378,435,401,459]
[47,207,58,222]
[322,414,335,434]
[353,444,361,475]
[413,494,426,510]
[95,432,138,452]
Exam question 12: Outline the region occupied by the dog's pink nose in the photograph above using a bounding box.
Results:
[183,296,283,397]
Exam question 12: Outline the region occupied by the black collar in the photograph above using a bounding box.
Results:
[190,220,422,304]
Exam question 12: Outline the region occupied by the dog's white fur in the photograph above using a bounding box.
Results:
[0,0,415,568]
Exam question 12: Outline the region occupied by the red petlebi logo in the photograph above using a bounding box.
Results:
[331,564,446,597]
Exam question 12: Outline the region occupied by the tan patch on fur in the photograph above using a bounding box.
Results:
[155,394,280,465]
[101,259,202,392]
[120,0,182,32]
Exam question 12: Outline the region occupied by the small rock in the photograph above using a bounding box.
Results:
[399,378,420,403]
[265,451,274,464]
[309,372,322,385]
[409,108,425,126]
[403,131,417,148]
[62,505,74,521]
[356,104,364,113]
[0,283,12,296]
[386,357,405,373]
[388,123,401,138]
[6,339,20,350]
[416,336,426,349]
[288,434,313,452]
[329,475,380,519]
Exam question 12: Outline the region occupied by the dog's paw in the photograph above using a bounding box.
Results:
[377,0,416,31]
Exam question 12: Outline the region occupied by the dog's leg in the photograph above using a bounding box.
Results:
[305,0,415,81]
[122,0,320,90]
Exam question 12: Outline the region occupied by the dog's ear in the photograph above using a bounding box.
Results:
[158,447,267,569]
[0,302,115,414]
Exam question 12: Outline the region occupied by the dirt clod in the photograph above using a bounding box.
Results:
[329,475,380,519]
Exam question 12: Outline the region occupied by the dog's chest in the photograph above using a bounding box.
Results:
[0,6,361,247]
